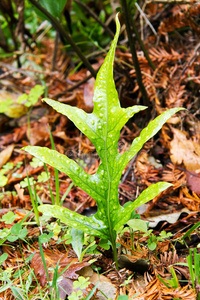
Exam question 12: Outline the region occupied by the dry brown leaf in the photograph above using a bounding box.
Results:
[186,170,200,194]
[132,274,196,300]
[28,117,50,145]
[0,144,15,168]
[170,128,200,172]
[31,250,90,299]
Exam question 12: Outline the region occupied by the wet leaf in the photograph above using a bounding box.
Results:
[71,228,84,260]
[24,16,182,250]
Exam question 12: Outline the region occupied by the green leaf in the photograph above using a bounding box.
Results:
[37,171,50,183]
[119,107,184,172]
[0,173,8,187]
[38,0,68,19]
[7,235,18,242]
[11,223,22,236]
[3,162,14,171]
[39,232,53,243]
[18,85,44,107]
[20,177,36,188]
[17,93,28,105]
[148,241,157,251]
[117,296,129,300]
[23,15,182,262]
[26,85,45,107]
[71,228,84,260]
[99,239,111,250]
[0,98,13,113]
[30,157,43,168]
[23,146,105,205]
[0,253,8,264]
[73,276,90,290]
[38,205,109,238]
[0,211,16,224]
[127,219,147,233]
[18,227,28,239]
[114,182,172,231]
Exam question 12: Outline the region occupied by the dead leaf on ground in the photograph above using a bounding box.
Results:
[148,208,191,228]
[31,250,91,299]
[170,128,200,172]
[0,144,15,168]
[132,274,196,300]
[185,170,200,194]
[28,117,50,145]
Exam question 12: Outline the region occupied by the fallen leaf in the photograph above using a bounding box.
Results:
[170,128,200,172]
[0,144,15,168]
[89,272,117,300]
[0,90,28,118]
[31,250,90,299]
[28,117,49,145]
[147,208,191,228]
[186,170,200,194]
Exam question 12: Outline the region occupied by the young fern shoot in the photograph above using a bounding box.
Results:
[23,15,183,269]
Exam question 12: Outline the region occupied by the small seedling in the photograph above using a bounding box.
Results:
[0,85,44,118]
[30,157,44,168]
[7,223,28,242]
[68,276,90,300]
[23,15,183,268]
[157,266,180,289]
[143,230,173,251]
[0,161,23,187]
[0,169,8,187]
[0,211,17,224]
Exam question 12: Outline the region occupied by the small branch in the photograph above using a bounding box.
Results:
[120,0,150,108]
[74,0,114,38]
[28,0,97,78]
[51,31,59,72]
[131,16,156,71]
[135,2,157,36]
[53,73,94,98]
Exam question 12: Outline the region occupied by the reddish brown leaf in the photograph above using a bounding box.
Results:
[31,250,90,298]
[186,170,200,194]
[0,144,15,168]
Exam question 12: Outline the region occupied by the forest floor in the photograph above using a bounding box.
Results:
[0,2,200,299]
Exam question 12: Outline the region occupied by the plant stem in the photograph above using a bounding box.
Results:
[28,0,97,78]
[49,126,60,205]
[131,19,155,71]
[120,0,150,108]
[111,233,118,270]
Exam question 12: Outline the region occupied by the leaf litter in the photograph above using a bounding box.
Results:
[0,2,200,299]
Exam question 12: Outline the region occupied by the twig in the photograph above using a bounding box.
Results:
[120,0,150,109]
[130,9,156,71]
[135,2,157,36]
[51,31,59,72]
[28,0,97,78]
[53,73,94,98]
[0,62,29,76]
[74,0,114,38]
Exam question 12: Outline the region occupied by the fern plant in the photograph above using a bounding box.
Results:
[23,15,182,268]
